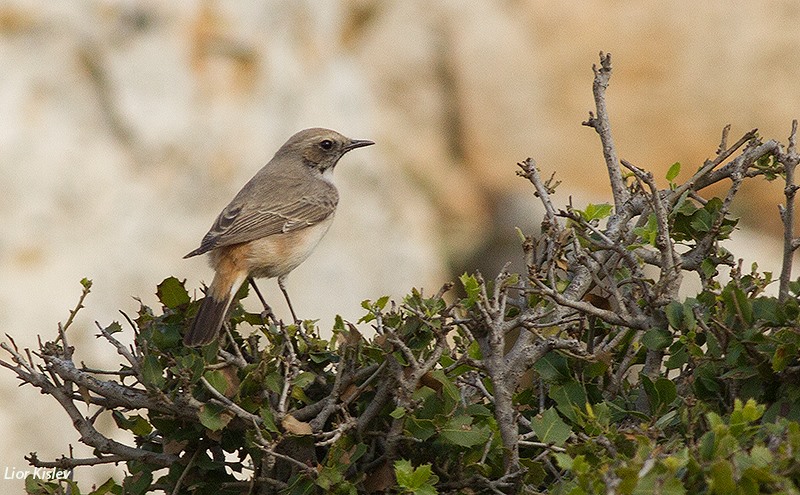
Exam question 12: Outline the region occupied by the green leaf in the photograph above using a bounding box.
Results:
[553,452,574,470]
[88,477,121,495]
[122,470,152,495]
[260,407,278,433]
[198,403,232,431]
[634,214,659,246]
[391,407,406,419]
[722,284,753,325]
[141,355,165,389]
[570,455,590,476]
[654,409,679,429]
[429,370,460,404]
[666,161,681,181]
[549,381,587,422]
[25,477,60,495]
[375,295,390,310]
[690,208,713,233]
[641,376,677,414]
[665,300,696,332]
[634,470,686,495]
[738,398,764,423]
[293,371,316,389]
[203,370,229,395]
[533,351,571,383]
[405,416,436,441]
[467,340,482,360]
[583,203,613,221]
[530,407,572,447]
[460,273,480,309]
[773,343,796,372]
[408,464,435,488]
[394,460,438,494]
[439,415,491,447]
[665,345,688,370]
[699,431,716,461]
[655,377,677,405]
[709,459,736,494]
[642,327,672,350]
[112,411,152,437]
[156,277,190,309]
[104,321,123,335]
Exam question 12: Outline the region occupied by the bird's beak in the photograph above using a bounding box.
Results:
[344,139,375,151]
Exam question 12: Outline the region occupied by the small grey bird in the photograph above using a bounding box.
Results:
[183,128,374,346]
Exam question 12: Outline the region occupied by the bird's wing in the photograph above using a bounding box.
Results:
[184,182,338,258]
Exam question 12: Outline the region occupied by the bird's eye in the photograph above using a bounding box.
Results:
[319,139,334,150]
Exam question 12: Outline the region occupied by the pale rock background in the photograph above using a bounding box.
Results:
[1,0,798,489]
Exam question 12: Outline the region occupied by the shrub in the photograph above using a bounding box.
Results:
[3,53,800,494]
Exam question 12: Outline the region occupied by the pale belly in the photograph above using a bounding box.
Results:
[244,215,334,279]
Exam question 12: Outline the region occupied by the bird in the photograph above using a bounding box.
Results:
[183,128,374,346]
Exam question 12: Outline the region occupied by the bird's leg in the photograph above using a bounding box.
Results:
[277,275,300,323]
[248,277,278,326]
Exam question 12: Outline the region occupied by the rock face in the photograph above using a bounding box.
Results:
[1,0,798,489]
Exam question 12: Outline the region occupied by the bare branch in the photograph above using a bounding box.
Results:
[779,119,800,300]
[201,376,262,424]
[517,158,559,228]
[582,52,629,212]
[95,321,139,373]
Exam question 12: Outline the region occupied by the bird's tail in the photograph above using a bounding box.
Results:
[184,270,247,347]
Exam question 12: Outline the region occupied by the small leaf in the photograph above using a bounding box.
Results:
[654,409,679,429]
[429,370,460,403]
[439,415,490,447]
[709,459,736,494]
[394,459,415,487]
[633,214,659,246]
[204,368,239,397]
[666,161,681,181]
[740,398,764,422]
[642,328,672,350]
[141,355,165,389]
[260,407,278,433]
[293,371,316,389]
[408,464,435,488]
[88,477,121,495]
[549,381,587,422]
[405,416,436,441]
[122,470,153,495]
[104,321,123,335]
[460,273,481,309]
[530,407,572,447]
[198,403,233,431]
[204,370,228,394]
[583,203,613,221]
[375,295,390,310]
[156,277,190,309]
[533,351,571,383]
[553,452,573,470]
[112,411,153,436]
[655,377,677,407]
[394,460,438,493]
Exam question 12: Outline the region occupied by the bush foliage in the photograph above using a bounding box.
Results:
[3,53,800,494]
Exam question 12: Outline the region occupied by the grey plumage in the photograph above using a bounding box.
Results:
[183,128,373,346]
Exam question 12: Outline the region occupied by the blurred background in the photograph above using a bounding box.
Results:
[2,0,799,489]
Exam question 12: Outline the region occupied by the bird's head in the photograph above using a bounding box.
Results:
[278,128,374,174]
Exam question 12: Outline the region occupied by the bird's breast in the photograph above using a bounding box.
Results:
[245,214,335,279]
